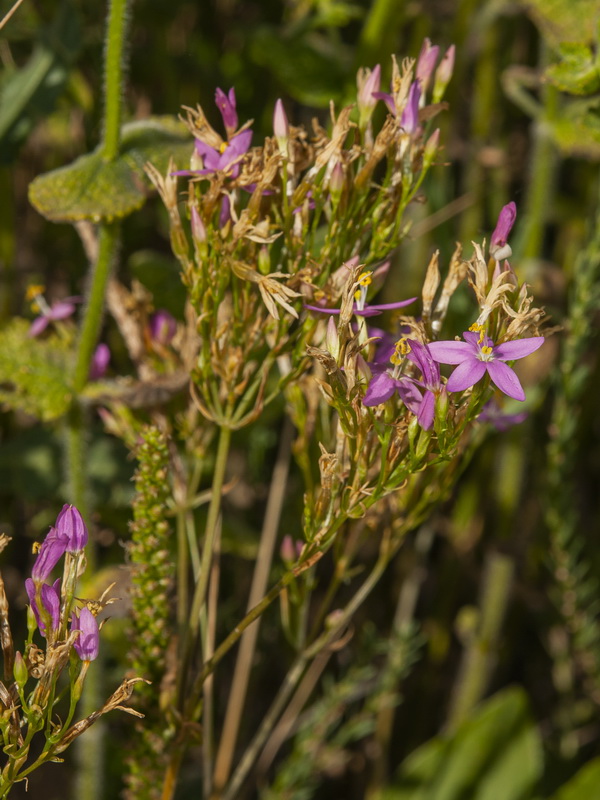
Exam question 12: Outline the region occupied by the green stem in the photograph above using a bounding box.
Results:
[73,223,119,393]
[211,418,294,796]
[446,551,514,730]
[177,425,232,708]
[101,0,131,162]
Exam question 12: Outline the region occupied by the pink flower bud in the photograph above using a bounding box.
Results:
[31,527,68,582]
[149,310,177,346]
[416,39,440,94]
[273,99,289,156]
[215,87,238,136]
[55,504,88,553]
[191,205,207,244]
[72,607,100,662]
[89,343,110,381]
[433,45,455,103]
[490,202,517,260]
[357,64,381,122]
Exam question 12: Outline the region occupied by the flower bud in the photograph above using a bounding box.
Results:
[258,246,271,275]
[434,387,450,433]
[416,39,440,95]
[72,607,100,662]
[326,317,340,361]
[357,64,381,127]
[31,528,68,582]
[55,505,88,553]
[433,45,455,103]
[273,99,290,157]
[149,310,177,346]
[423,128,440,169]
[490,202,517,261]
[215,87,238,137]
[328,164,344,209]
[13,652,28,688]
[191,204,207,245]
[280,535,296,563]
[89,343,110,381]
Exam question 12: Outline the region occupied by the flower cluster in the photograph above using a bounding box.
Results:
[25,504,98,658]
[326,202,545,439]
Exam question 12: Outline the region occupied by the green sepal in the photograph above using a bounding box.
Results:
[28,116,192,223]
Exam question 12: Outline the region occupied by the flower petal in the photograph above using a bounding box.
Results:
[446,358,487,392]
[486,360,525,401]
[363,372,397,406]
[355,298,417,316]
[427,340,473,364]
[493,337,544,361]
[416,390,435,430]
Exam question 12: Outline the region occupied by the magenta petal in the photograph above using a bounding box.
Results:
[357,298,417,315]
[446,358,487,392]
[486,360,525,401]
[228,129,253,156]
[40,584,60,632]
[48,302,76,321]
[417,390,435,430]
[395,378,423,415]
[363,372,397,406]
[372,91,396,115]
[29,316,49,337]
[427,340,473,364]
[493,337,544,361]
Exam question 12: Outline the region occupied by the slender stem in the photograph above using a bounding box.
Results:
[223,548,393,799]
[101,0,131,162]
[203,519,221,797]
[176,425,232,713]
[73,223,119,393]
[446,551,514,731]
[176,506,188,637]
[211,418,294,796]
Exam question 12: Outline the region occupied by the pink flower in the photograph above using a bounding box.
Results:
[29,296,81,337]
[428,330,544,401]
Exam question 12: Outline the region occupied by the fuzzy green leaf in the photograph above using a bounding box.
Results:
[545,44,600,95]
[28,116,192,223]
[526,0,599,47]
[548,98,600,159]
[0,318,75,421]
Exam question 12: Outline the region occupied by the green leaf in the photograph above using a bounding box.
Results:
[384,688,542,800]
[0,318,75,421]
[547,98,600,159]
[551,758,600,799]
[28,116,192,223]
[545,44,600,95]
[0,0,81,163]
[526,0,599,47]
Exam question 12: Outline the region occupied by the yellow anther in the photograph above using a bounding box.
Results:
[481,345,493,356]
[219,141,228,154]
[390,337,411,365]
[26,285,45,302]
[32,542,41,554]
[468,323,486,344]
[357,271,373,287]
[354,289,362,301]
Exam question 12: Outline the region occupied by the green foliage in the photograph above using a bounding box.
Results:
[525,0,600,47]
[0,318,74,421]
[28,116,191,223]
[545,43,600,95]
[382,688,543,800]
[551,758,600,799]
